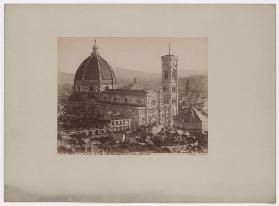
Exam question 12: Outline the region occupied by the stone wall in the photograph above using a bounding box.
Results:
[74,79,114,93]
[100,93,146,106]
[65,101,96,116]
[100,90,158,108]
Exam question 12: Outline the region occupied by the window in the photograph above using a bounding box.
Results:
[172,87,176,93]
[137,99,141,104]
[113,97,117,102]
[163,87,167,92]
[165,71,168,80]
[90,86,93,91]
[172,99,176,105]
[103,96,107,100]
[76,86,80,92]
[125,98,128,103]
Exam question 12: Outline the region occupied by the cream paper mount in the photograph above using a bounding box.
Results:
[4,4,276,203]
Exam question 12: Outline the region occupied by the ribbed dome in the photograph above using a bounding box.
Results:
[74,42,116,83]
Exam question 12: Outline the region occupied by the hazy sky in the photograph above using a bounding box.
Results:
[58,37,207,74]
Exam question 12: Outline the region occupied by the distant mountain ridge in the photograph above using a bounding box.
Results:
[58,67,207,85]
[113,67,161,80]
[58,71,75,85]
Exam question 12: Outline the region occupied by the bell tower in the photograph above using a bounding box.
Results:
[161,43,178,128]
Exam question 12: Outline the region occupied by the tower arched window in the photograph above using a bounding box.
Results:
[172,69,177,79]
[76,86,80,92]
[166,99,169,104]
[165,71,168,80]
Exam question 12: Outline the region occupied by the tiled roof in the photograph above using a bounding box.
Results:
[65,118,110,129]
[193,108,208,122]
[74,54,116,82]
[102,89,147,96]
[109,113,129,120]
[99,100,146,108]
[174,107,207,123]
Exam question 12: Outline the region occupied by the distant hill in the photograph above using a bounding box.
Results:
[58,71,74,85]
[58,67,207,90]
[114,67,207,79]
[178,69,207,77]
[178,75,208,93]
[57,67,161,86]
[114,67,161,80]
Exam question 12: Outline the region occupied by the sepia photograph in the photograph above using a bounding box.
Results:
[57,37,208,154]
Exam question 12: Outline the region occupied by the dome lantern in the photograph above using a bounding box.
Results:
[91,39,99,56]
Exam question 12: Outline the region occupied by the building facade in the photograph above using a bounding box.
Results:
[98,89,161,129]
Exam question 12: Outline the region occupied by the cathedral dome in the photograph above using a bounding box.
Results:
[74,41,116,83]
